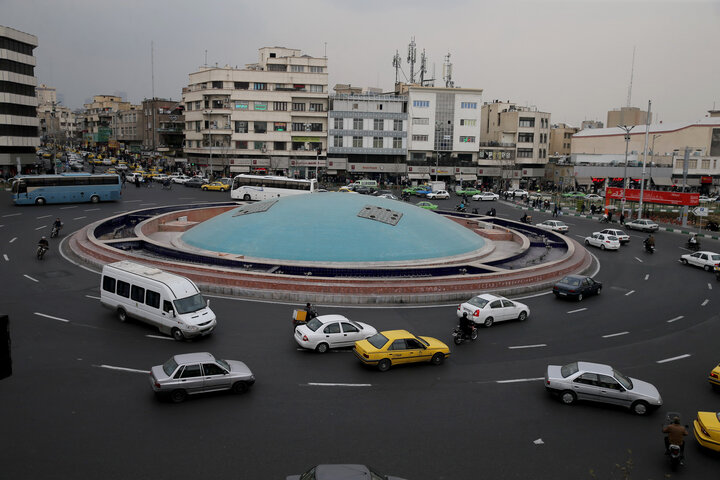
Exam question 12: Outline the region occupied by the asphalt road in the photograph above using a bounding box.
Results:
[0,184,718,479]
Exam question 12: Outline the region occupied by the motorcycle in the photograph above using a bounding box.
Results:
[663,412,686,471]
[686,239,700,252]
[714,265,720,282]
[36,244,48,260]
[520,215,533,224]
[452,324,478,345]
[50,222,63,238]
[292,306,318,327]
[456,204,467,213]
[643,239,655,254]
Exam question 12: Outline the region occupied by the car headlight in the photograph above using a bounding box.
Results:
[186,325,199,331]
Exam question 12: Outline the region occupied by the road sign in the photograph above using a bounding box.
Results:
[692,207,708,216]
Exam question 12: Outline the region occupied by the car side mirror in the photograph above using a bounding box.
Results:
[169,309,175,317]
[206,299,210,308]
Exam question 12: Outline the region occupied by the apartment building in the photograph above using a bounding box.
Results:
[0,25,39,177]
[580,120,603,130]
[549,123,578,156]
[480,100,551,190]
[141,98,184,154]
[113,105,142,151]
[79,95,133,147]
[183,46,328,177]
[327,84,407,183]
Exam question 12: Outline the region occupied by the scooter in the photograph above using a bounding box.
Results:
[452,324,478,345]
[456,204,467,213]
[643,240,655,254]
[292,306,318,327]
[36,244,48,260]
[663,412,686,471]
[687,239,700,252]
[50,222,63,238]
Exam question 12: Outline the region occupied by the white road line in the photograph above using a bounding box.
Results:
[701,299,709,306]
[625,290,635,296]
[97,365,150,374]
[36,215,51,219]
[573,234,585,239]
[508,344,547,350]
[602,331,629,338]
[306,383,371,387]
[9,237,17,243]
[73,216,87,220]
[644,274,649,280]
[59,205,78,209]
[84,208,100,212]
[657,354,691,364]
[33,312,69,323]
[667,316,684,323]
[634,257,644,263]
[34,225,47,230]
[709,283,713,290]
[2,213,22,217]
[496,377,544,384]
[145,334,174,341]
[567,308,587,314]
[24,274,39,282]
[85,295,101,300]
[3,254,8,261]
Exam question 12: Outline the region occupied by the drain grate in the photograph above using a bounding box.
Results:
[357,205,403,226]
[232,200,277,217]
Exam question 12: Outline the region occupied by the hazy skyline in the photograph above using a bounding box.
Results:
[4,0,719,127]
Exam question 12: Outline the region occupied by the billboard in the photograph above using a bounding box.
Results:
[605,187,699,206]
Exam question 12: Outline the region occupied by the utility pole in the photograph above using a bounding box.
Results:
[618,125,635,217]
[638,100,651,219]
[681,147,690,227]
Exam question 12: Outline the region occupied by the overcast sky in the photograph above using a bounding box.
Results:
[4,0,719,127]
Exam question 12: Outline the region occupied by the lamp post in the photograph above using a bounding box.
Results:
[649,134,661,186]
[618,125,634,218]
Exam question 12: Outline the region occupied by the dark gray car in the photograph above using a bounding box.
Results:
[150,352,254,403]
[287,464,406,480]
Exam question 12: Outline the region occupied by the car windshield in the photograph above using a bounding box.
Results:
[162,357,179,376]
[561,362,579,378]
[366,333,389,349]
[613,369,633,390]
[173,293,206,314]
[417,336,429,347]
[306,317,323,332]
[468,296,490,308]
[216,358,230,371]
[556,222,567,227]
[562,277,581,286]
[608,236,618,241]
[711,254,720,261]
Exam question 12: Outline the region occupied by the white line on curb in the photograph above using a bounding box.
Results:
[657,354,691,364]
[97,365,150,374]
[701,299,709,306]
[508,344,547,350]
[625,290,635,296]
[24,274,39,282]
[306,383,371,387]
[34,312,69,322]
[496,377,544,384]
[567,308,587,314]
[667,316,684,323]
[602,331,629,338]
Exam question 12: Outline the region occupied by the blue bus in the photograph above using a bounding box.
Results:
[11,173,122,205]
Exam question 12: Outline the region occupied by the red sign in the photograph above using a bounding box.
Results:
[701,176,713,184]
[605,187,699,206]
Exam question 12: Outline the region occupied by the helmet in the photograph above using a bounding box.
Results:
[41,236,47,239]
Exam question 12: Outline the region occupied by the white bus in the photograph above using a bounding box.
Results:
[230,174,317,201]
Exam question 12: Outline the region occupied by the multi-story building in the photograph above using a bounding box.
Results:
[80,95,133,148]
[183,46,328,177]
[327,84,407,183]
[549,123,578,156]
[607,106,652,128]
[480,100,551,190]
[36,84,79,144]
[114,105,142,151]
[141,98,184,155]
[0,26,39,177]
[398,83,482,185]
[580,120,604,130]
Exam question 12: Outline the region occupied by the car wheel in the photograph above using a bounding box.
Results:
[577,294,583,302]
[90,195,100,203]
[35,197,46,206]
[232,381,249,394]
[584,239,590,245]
[600,244,606,250]
[681,259,688,265]
[484,317,494,327]
[560,391,576,405]
[704,265,711,272]
[221,188,226,192]
[517,311,528,321]
[243,194,251,201]
[169,389,187,403]
[377,358,391,372]
[631,400,650,416]
[454,335,463,345]
[171,328,185,341]
[117,308,127,322]
[431,352,445,365]
[315,342,329,354]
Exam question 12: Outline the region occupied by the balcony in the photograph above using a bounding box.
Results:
[477,141,516,148]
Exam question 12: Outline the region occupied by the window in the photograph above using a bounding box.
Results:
[234,82,249,90]
[373,137,384,148]
[688,159,697,169]
[517,148,534,158]
[162,300,173,313]
[145,290,160,309]
[460,119,476,126]
[412,117,429,125]
[273,142,286,151]
[254,141,266,151]
[234,121,248,133]
[518,133,534,143]
[413,100,430,108]
[179,364,202,378]
[389,339,407,350]
[290,65,304,72]
[212,81,223,89]
[373,119,384,130]
[102,276,116,293]
[116,281,130,298]
[254,121,267,133]
[267,64,286,72]
[405,338,423,349]
[309,103,324,112]
[352,136,363,148]
[234,101,248,110]
[273,122,287,132]
[702,159,710,169]
[461,102,477,109]
[254,102,267,111]
[323,323,341,334]
[574,373,599,386]
[489,300,503,309]
[309,85,323,93]
[341,323,359,333]
[203,363,226,376]
[130,285,145,303]
[393,137,402,149]
[334,135,343,147]
[412,134,429,142]
[519,117,535,128]
[352,118,363,130]
[309,66,324,73]
[393,119,403,131]
[308,123,322,132]
[292,142,305,151]
[334,118,343,129]
[235,141,248,149]
[292,122,305,132]
[459,136,476,143]
[253,83,267,90]
[292,102,305,111]
[273,101,287,111]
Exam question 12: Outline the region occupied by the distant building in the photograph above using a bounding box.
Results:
[549,123,578,156]
[79,95,133,148]
[141,98,184,156]
[580,120,603,130]
[607,106,651,128]
[36,84,79,144]
[0,26,39,176]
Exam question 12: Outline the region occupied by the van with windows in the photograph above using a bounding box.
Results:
[100,261,216,341]
[354,179,378,190]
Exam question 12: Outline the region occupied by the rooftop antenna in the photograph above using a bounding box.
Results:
[204,49,208,67]
[151,41,155,100]
[419,49,428,85]
[442,52,454,88]
[407,37,416,84]
[392,50,402,83]
[626,46,635,108]
[324,42,327,58]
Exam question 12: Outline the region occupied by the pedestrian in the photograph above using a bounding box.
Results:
[581,203,585,215]
[620,211,625,225]
[552,205,558,218]
[607,210,613,223]
[134,176,140,188]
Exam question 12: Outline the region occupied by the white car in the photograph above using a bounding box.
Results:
[294,314,377,353]
[596,229,630,244]
[153,174,169,182]
[584,233,620,250]
[505,189,528,198]
[536,220,569,233]
[172,175,192,184]
[426,190,450,200]
[472,192,499,201]
[378,193,399,200]
[680,251,720,271]
[625,218,659,232]
[584,194,603,202]
[456,293,529,327]
[699,195,717,203]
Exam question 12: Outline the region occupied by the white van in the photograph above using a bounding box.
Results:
[355,179,378,189]
[100,261,216,341]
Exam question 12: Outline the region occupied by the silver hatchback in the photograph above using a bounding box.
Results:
[150,352,255,403]
[545,361,662,415]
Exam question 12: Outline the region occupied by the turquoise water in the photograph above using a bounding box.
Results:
[181,193,485,262]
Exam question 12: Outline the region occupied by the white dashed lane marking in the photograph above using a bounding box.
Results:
[644,274,649,280]
[85,295,101,300]
[96,365,150,374]
[634,257,643,263]
[84,208,100,212]
[702,299,709,306]
[59,205,78,209]
[24,275,39,282]
[3,254,8,261]
[73,216,86,220]
[34,225,47,230]
[2,213,21,217]
[667,316,684,323]
[9,237,16,243]
[306,383,371,387]
[708,283,713,290]
[36,215,51,219]
[495,377,544,384]
[145,335,173,341]
[567,308,587,314]
[625,290,635,296]
[508,344,547,350]
[602,331,629,338]
[657,354,691,364]
[33,312,69,322]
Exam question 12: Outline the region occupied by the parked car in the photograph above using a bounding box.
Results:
[353,330,450,372]
[552,275,602,301]
[150,352,254,403]
[472,192,499,201]
[287,464,407,480]
[693,411,720,452]
[545,361,662,415]
[426,189,450,200]
[584,233,621,250]
[596,228,630,244]
[184,177,208,188]
[625,218,659,232]
[536,220,569,233]
[680,251,720,271]
[456,293,529,327]
[584,194,603,202]
[294,315,377,353]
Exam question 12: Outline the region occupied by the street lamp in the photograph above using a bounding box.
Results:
[649,134,661,185]
[618,124,634,217]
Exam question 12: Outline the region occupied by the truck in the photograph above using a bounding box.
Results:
[430,181,446,192]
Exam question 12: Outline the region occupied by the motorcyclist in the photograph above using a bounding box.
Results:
[459,312,474,337]
[38,236,49,250]
[663,416,688,464]
[304,302,318,320]
[646,234,655,248]
[688,233,699,248]
[52,217,63,235]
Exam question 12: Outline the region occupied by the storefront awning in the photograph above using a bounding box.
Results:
[651,176,673,186]
[574,177,593,186]
[408,173,430,180]
[682,178,701,186]
[455,174,477,181]
[229,166,250,173]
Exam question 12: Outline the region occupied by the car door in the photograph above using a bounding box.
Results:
[589,234,601,247]
[501,299,518,321]
[403,337,428,363]
[387,339,410,364]
[572,372,602,402]
[175,364,205,393]
[340,322,363,347]
[202,362,232,391]
[597,374,631,406]
[581,278,594,296]
[488,299,507,322]
[321,322,343,348]
[689,252,704,267]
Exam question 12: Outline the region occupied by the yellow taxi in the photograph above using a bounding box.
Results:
[353,329,450,372]
[693,411,720,452]
[201,181,230,192]
[338,186,357,193]
[709,363,720,391]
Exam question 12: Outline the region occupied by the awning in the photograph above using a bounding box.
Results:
[683,178,700,186]
[229,166,250,173]
[651,176,673,186]
[574,177,593,186]
[408,173,430,180]
[455,174,477,181]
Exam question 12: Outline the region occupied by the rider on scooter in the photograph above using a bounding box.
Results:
[663,416,688,465]
[459,312,474,337]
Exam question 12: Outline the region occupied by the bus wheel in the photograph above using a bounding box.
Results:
[90,195,100,203]
[243,194,251,201]
[35,197,46,206]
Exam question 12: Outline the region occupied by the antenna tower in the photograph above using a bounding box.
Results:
[626,46,635,108]
[407,37,416,84]
[392,50,402,84]
[419,49,428,85]
[442,52,454,88]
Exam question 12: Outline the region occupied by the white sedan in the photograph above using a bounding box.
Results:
[625,218,659,232]
[584,194,603,202]
[472,192,499,201]
[536,220,569,233]
[456,293,529,327]
[171,175,192,184]
[294,314,377,353]
[596,228,630,244]
[426,190,450,200]
[584,233,620,250]
[680,251,720,271]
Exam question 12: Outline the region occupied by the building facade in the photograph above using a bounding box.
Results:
[0,26,39,176]
[183,47,328,177]
[549,123,578,156]
[79,95,133,148]
[141,98,184,155]
[580,120,604,130]
[36,84,80,145]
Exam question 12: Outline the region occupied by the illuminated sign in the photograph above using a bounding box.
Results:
[605,187,699,206]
